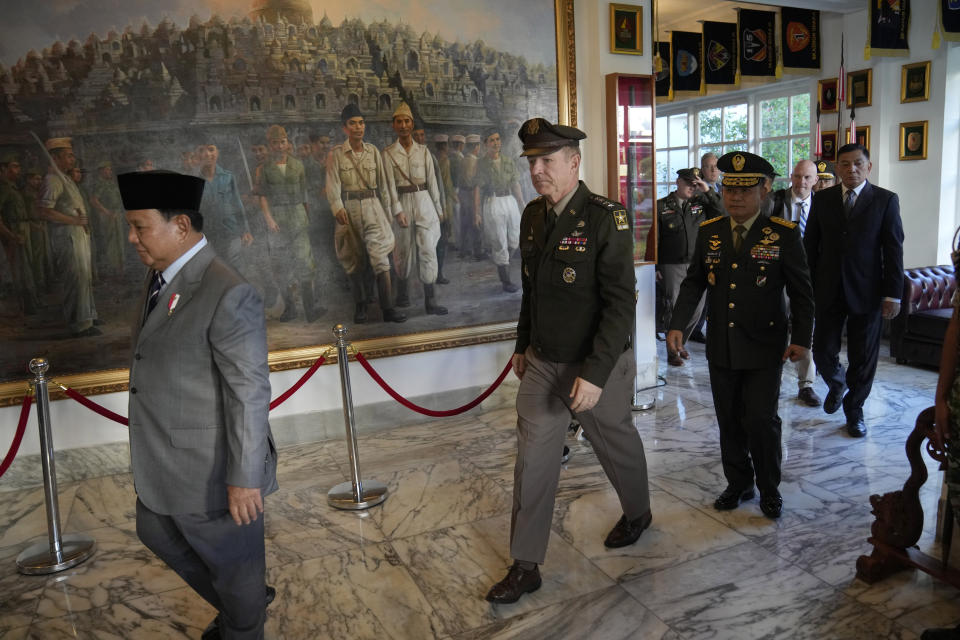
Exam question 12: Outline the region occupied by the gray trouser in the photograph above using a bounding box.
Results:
[794,350,816,389]
[511,347,650,564]
[661,263,705,342]
[136,499,267,640]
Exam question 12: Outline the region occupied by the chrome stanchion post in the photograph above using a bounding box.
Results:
[16,358,96,574]
[632,288,655,411]
[327,325,388,510]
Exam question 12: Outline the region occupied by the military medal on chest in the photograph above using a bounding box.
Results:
[706,234,721,286]
[562,267,576,283]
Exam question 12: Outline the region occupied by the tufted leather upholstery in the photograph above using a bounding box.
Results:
[890,265,956,367]
[902,265,956,313]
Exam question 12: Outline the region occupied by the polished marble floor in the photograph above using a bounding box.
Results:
[1,341,958,639]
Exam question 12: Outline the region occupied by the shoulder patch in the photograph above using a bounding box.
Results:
[612,208,629,231]
[589,194,620,210]
[769,216,797,229]
[699,215,724,227]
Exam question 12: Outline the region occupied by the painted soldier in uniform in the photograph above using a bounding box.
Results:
[459,134,483,261]
[477,129,524,293]
[433,133,457,282]
[36,138,99,337]
[383,103,447,316]
[23,167,52,293]
[656,167,723,366]
[0,152,39,316]
[198,144,253,270]
[326,103,406,324]
[667,151,814,519]
[258,125,325,323]
[486,118,651,604]
[89,160,128,278]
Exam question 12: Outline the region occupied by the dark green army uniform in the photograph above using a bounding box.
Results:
[511,177,650,564]
[670,151,814,515]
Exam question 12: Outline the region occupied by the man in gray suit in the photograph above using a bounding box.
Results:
[118,171,278,640]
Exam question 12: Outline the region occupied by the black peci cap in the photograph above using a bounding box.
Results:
[117,170,205,211]
[340,103,364,124]
[518,117,586,157]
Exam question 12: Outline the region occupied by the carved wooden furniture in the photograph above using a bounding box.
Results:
[856,407,960,588]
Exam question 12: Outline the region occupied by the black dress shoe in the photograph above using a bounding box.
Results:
[560,445,570,464]
[846,417,867,438]
[797,387,822,407]
[714,486,755,510]
[485,562,541,604]
[201,585,277,640]
[689,330,706,343]
[603,510,653,548]
[759,493,783,518]
[823,385,846,414]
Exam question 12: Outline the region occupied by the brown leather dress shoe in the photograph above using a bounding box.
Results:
[797,387,822,407]
[485,562,542,604]
[603,510,653,548]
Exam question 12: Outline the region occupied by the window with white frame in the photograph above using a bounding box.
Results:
[655,86,812,196]
[654,113,689,199]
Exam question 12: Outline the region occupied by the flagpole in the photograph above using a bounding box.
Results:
[836,32,845,148]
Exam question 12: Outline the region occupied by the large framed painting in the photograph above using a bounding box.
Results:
[0,0,577,405]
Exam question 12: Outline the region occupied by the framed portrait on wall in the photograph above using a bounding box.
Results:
[0,0,578,405]
[899,121,928,160]
[610,3,643,55]
[901,61,931,103]
[818,78,839,113]
[847,69,872,108]
[820,130,838,161]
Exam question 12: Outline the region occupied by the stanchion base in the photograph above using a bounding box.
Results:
[328,480,388,510]
[632,396,656,411]
[17,533,96,575]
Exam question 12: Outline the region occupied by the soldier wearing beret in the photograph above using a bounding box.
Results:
[486,118,651,605]
[655,167,723,366]
[119,170,278,640]
[326,103,406,324]
[667,151,814,519]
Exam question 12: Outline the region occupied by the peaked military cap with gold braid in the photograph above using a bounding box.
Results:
[816,160,836,179]
[717,151,777,188]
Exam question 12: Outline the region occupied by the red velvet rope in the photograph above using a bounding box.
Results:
[0,394,33,479]
[269,356,326,410]
[354,352,513,417]
[62,387,130,426]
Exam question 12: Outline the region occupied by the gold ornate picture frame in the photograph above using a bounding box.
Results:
[0,0,577,406]
[899,121,928,161]
[610,3,644,55]
[901,61,931,103]
[847,69,872,108]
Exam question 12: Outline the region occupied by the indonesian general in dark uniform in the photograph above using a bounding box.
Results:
[485,118,651,605]
[667,151,814,519]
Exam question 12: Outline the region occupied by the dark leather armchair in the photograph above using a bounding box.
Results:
[890,265,956,367]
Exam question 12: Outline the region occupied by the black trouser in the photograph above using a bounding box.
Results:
[708,362,783,497]
[136,499,267,640]
[812,297,883,422]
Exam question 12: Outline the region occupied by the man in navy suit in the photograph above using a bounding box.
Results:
[804,143,904,438]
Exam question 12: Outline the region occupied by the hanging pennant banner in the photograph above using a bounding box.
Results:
[738,9,777,76]
[942,0,960,42]
[703,21,738,84]
[655,41,672,97]
[671,31,703,93]
[781,7,820,69]
[867,0,910,58]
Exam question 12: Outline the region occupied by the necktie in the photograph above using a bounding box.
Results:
[796,202,807,235]
[733,224,746,253]
[844,189,856,217]
[545,208,557,240]
[145,270,165,320]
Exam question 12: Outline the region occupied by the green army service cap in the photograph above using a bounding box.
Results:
[518,117,586,157]
[718,151,776,187]
[816,160,836,179]
[0,151,19,165]
[676,167,701,182]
